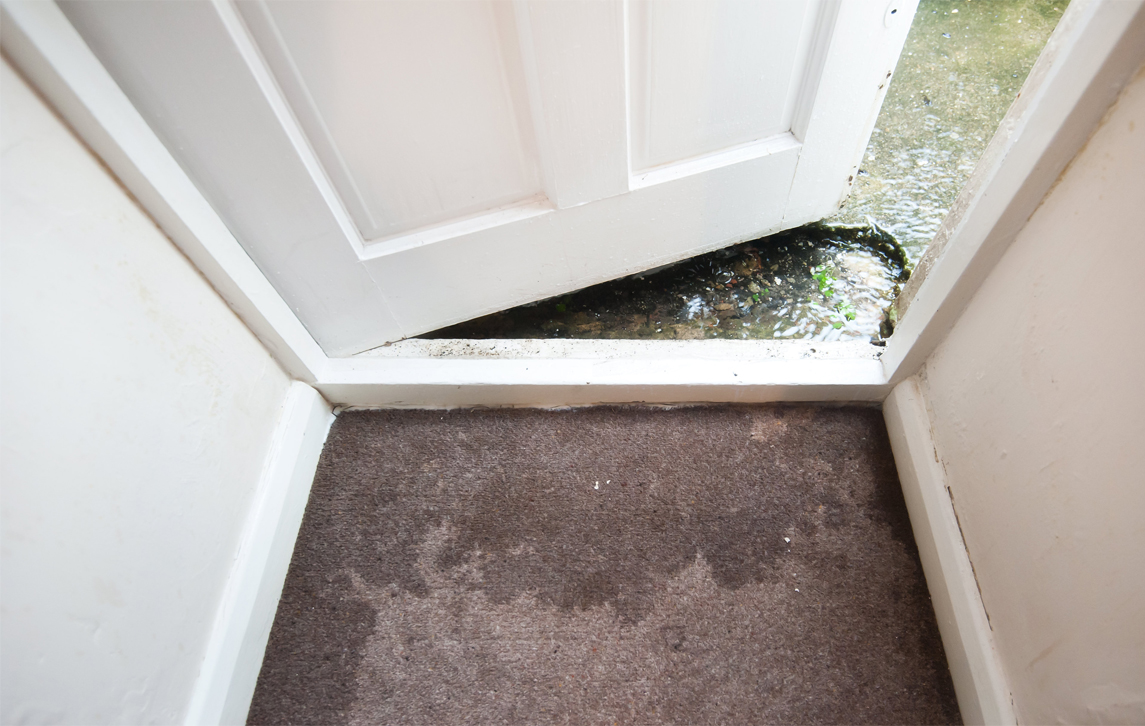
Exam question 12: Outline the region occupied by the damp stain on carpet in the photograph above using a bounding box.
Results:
[248,406,961,725]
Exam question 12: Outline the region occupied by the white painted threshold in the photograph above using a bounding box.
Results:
[322,339,888,408]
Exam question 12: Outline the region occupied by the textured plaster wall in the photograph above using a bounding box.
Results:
[0,59,292,723]
[921,65,1145,724]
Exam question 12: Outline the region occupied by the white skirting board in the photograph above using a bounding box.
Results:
[882,377,1015,726]
[183,382,334,726]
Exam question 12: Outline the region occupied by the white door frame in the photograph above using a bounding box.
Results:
[3,0,1142,408]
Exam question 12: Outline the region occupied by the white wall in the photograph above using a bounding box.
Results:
[1,57,294,724]
[918,65,1145,724]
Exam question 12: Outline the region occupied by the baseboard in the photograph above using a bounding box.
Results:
[883,377,1015,725]
[183,382,334,726]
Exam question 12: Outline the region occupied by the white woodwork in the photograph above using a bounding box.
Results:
[883,378,1016,726]
[185,382,334,726]
[0,0,328,378]
[515,0,630,209]
[627,0,820,172]
[783,0,915,224]
[322,340,888,408]
[238,0,544,242]
[360,141,801,336]
[51,0,915,354]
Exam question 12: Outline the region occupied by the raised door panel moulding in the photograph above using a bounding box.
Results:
[627,0,820,173]
[239,0,545,242]
[316,0,633,252]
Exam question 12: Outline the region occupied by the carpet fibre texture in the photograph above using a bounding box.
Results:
[249,405,961,725]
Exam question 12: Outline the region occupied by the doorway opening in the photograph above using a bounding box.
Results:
[418,0,1067,344]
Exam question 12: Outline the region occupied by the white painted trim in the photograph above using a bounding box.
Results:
[210,0,368,260]
[0,0,327,383]
[789,0,840,142]
[183,382,334,726]
[883,377,1015,726]
[782,0,917,225]
[628,132,801,190]
[360,196,554,259]
[882,0,1145,385]
[357,338,882,361]
[320,340,888,408]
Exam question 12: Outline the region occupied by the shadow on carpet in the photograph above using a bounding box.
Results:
[249,405,961,725]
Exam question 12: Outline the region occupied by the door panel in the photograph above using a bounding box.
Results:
[60,0,916,356]
[628,0,820,171]
[241,1,544,241]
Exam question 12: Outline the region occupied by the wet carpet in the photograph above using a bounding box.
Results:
[248,406,961,725]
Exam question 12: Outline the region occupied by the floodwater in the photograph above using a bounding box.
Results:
[423,225,907,342]
[422,0,1066,342]
[831,0,1069,263]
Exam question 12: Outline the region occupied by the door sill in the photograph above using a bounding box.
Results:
[316,338,889,408]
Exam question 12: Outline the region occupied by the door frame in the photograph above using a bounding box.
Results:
[3,0,1142,407]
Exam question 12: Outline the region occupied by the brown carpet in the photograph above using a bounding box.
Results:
[248,405,961,725]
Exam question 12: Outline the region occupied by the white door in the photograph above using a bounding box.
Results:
[60,0,916,356]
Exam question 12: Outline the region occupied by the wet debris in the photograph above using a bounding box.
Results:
[422,222,910,343]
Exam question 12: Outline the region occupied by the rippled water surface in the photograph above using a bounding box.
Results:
[831,0,1068,263]
[420,0,1066,342]
[424,225,907,342]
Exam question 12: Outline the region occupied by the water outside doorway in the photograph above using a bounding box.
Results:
[832,0,1069,264]
[420,0,1067,344]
